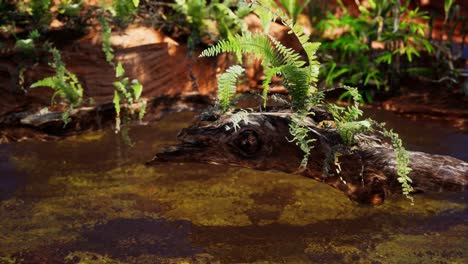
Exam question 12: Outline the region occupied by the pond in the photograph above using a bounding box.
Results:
[0,109,467,263]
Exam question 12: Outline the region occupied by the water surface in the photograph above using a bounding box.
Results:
[0,110,467,263]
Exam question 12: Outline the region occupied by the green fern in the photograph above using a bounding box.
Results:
[99,15,114,64]
[217,65,245,111]
[377,123,414,203]
[111,62,145,132]
[202,1,414,203]
[200,0,322,111]
[200,32,282,67]
[229,109,250,132]
[112,0,138,26]
[30,46,84,126]
[200,31,316,109]
[288,114,316,168]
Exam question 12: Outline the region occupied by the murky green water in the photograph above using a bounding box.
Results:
[0,110,467,263]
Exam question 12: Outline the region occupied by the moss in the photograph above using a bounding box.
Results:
[368,224,468,263]
[65,251,124,264]
[1,115,467,263]
[63,131,106,143]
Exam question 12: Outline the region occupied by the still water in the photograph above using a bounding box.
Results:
[0,110,467,263]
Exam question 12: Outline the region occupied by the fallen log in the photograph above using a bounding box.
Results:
[149,111,468,205]
[0,93,211,143]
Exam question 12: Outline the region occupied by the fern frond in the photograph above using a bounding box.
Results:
[268,35,305,67]
[30,77,59,89]
[217,65,245,111]
[377,123,414,203]
[288,113,316,168]
[230,109,249,132]
[262,66,282,107]
[201,33,282,67]
[279,64,310,107]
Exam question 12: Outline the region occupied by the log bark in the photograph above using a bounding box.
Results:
[149,112,468,205]
[0,93,211,143]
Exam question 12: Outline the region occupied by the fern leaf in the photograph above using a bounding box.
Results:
[262,66,282,107]
[113,90,121,117]
[131,80,143,100]
[268,35,305,67]
[279,64,310,107]
[217,65,245,111]
[31,77,59,89]
[201,33,282,67]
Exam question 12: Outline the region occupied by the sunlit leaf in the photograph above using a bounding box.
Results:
[131,80,143,100]
[116,62,125,78]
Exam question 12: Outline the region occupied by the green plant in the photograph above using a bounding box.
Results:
[200,20,321,110]
[57,0,82,18]
[384,128,414,202]
[217,65,245,111]
[327,86,372,144]
[277,0,310,22]
[99,14,146,133]
[288,114,317,168]
[99,15,114,64]
[30,46,84,125]
[426,0,467,88]
[165,0,247,49]
[14,29,40,57]
[111,0,139,26]
[112,62,145,133]
[318,0,434,96]
[202,0,414,201]
[30,0,53,25]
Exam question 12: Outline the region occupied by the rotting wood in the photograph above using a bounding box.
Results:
[149,112,468,205]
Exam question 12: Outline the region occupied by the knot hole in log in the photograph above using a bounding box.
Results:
[231,130,262,158]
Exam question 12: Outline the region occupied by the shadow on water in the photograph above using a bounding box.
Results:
[73,218,204,258]
[0,145,26,201]
[0,110,467,263]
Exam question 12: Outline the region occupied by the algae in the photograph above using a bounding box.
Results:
[1,111,467,263]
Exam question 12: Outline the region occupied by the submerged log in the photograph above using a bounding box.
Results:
[149,112,468,205]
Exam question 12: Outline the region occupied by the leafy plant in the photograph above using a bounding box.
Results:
[111,0,139,26]
[201,15,321,110]
[202,0,414,201]
[112,62,145,133]
[426,0,467,88]
[14,29,40,57]
[383,127,414,202]
[327,86,372,144]
[30,0,53,25]
[318,0,434,95]
[217,65,245,111]
[99,13,145,133]
[161,0,247,49]
[30,46,84,125]
[277,0,310,22]
[288,114,317,168]
[99,15,115,65]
